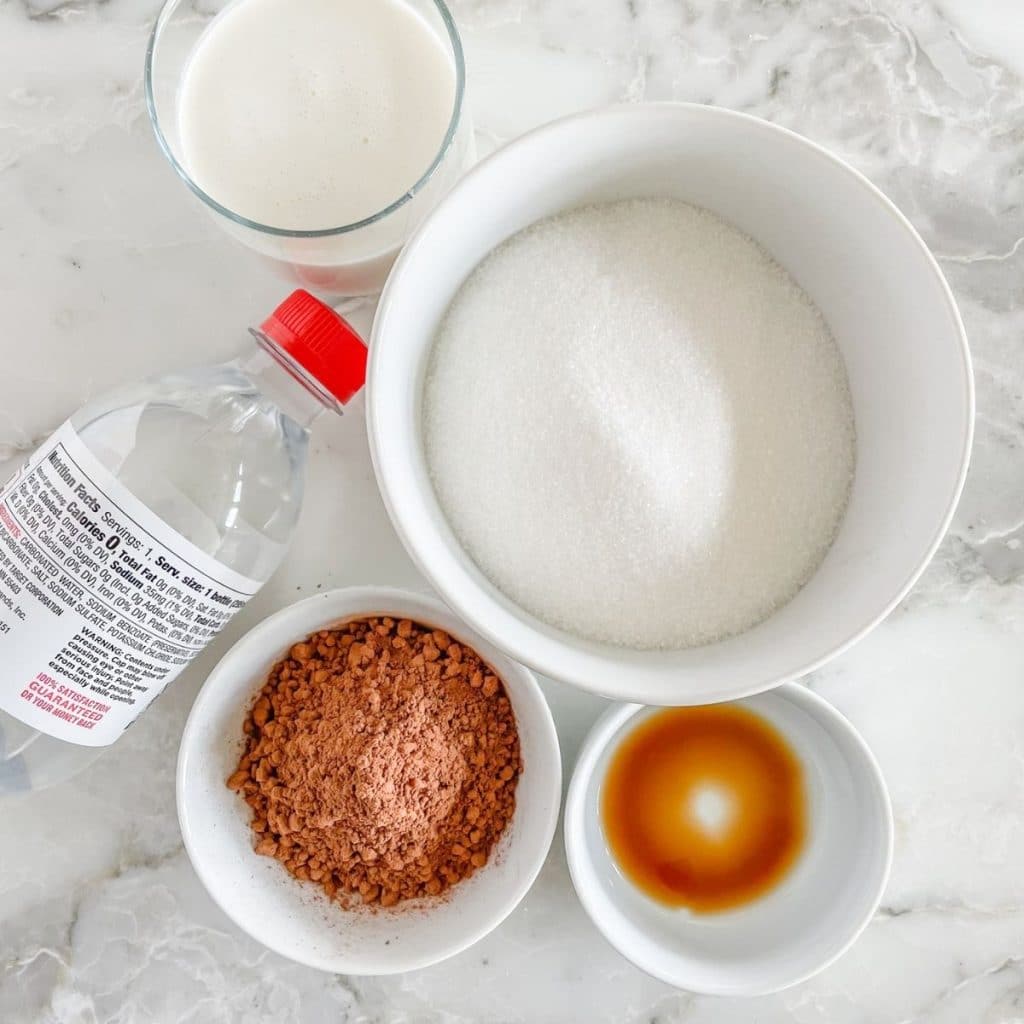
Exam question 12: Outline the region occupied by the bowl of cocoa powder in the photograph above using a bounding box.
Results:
[176,586,561,974]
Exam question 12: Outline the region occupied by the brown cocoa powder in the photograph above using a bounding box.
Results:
[227,616,522,908]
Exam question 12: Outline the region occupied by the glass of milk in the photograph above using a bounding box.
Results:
[145,0,472,296]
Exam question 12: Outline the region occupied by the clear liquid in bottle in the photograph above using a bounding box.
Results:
[0,291,366,791]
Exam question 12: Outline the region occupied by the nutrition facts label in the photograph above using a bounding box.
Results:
[0,422,260,746]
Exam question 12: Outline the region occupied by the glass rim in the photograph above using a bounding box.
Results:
[144,0,467,240]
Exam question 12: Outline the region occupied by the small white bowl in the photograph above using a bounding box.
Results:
[177,586,561,975]
[564,686,893,996]
[367,102,973,705]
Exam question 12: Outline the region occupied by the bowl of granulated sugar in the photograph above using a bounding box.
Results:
[177,586,561,974]
[367,102,973,705]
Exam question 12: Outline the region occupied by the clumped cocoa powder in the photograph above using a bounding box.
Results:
[227,616,522,908]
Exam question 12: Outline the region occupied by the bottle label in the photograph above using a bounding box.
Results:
[0,422,261,747]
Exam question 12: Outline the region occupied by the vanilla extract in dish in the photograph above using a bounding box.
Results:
[601,705,807,913]
[423,198,856,650]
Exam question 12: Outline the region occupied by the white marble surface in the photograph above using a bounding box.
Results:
[1,0,1022,1020]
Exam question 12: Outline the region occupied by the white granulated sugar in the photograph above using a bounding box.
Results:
[423,199,856,650]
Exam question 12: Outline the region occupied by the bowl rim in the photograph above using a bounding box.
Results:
[176,585,562,975]
[562,685,894,996]
[367,100,975,705]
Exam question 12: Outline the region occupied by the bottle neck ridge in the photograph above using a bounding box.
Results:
[244,331,343,428]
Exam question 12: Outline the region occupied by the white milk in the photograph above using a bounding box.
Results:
[177,0,457,232]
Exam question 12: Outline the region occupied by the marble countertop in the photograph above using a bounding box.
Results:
[2,0,1022,1020]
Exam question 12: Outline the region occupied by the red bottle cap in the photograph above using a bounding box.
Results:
[260,290,367,405]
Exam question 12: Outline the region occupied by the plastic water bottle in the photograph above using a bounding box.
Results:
[0,290,366,791]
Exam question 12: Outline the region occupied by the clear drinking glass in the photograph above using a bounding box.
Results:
[145,0,472,296]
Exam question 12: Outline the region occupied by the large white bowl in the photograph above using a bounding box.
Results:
[367,102,973,705]
[177,587,561,974]
[564,687,893,995]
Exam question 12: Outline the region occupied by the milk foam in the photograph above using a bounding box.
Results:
[178,0,456,230]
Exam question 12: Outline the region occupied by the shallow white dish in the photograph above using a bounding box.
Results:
[367,101,974,705]
[563,686,893,996]
[177,586,561,974]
